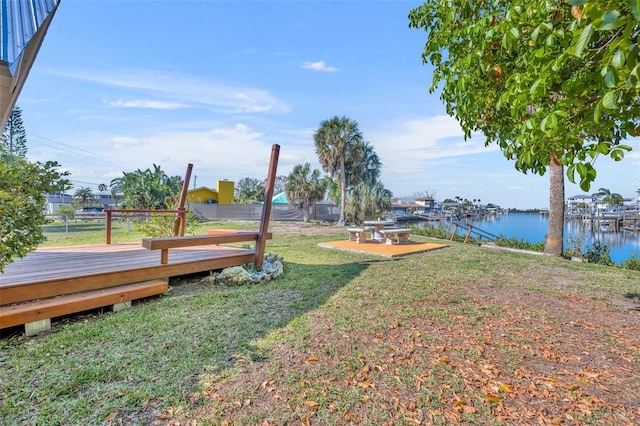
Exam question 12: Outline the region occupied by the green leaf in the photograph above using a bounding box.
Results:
[571,24,593,57]
[580,179,591,192]
[510,28,520,39]
[596,142,612,154]
[632,0,640,21]
[611,149,625,161]
[567,164,577,184]
[604,69,617,88]
[530,79,541,95]
[602,90,617,109]
[525,119,534,130]
[611,50,625,68]
[593,101,602,123]
[531,26,540,43]
[596,10,624,31]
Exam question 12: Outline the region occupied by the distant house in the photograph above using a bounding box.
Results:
[43,192,120,215]
[566,194,593,215]
[391,202,415,215]
[187,180,235,204]
[43,193,73,215]
[415,197,435,211]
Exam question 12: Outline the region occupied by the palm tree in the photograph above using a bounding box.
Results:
[110,164,182,209]
[596,187,624,207]
[314,116,363,225]
[285,163,327,222]
[73,187,95,206]
[346,140,381,187]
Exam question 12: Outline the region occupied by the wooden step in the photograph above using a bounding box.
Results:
[0,279,168,329]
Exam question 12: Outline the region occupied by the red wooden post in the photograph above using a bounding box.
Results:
[254,144,280,269]
[172,164,193,237]
[106,210,112,244]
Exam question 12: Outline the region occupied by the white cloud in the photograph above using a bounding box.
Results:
[371,115,498,174]
[111,136,142,148]
[53,69,291,114]
[106,99,188,110]
[301,61,338,72]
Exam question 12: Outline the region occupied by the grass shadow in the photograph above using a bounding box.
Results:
[0,259,375,425]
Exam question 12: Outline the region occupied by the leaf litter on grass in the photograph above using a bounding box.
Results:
[158,249,640,425]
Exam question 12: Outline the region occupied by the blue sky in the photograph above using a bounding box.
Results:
[17,0,640,209]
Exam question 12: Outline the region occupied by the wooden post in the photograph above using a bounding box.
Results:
[464,227,472,243]
[172,164,193,237]
[106,210,112,244]
[254,144,280,269]
[450,224,458,241]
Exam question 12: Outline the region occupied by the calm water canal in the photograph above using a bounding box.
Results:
[419,212,639,263]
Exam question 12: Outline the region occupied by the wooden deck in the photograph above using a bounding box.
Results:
[1,143,282,335]
[0,242,256,332]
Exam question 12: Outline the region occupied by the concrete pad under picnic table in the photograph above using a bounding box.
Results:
[318,239,448,258]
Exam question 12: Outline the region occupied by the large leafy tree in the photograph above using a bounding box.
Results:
[1,106,28,161]
[0,158,70,272]
[234,177,265,204]
[314,116,364,225]
[409,0,635,255]
[285,163,327,222]
[110,164,182,209]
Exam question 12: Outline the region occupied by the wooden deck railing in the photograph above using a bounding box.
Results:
[104,209,187,244]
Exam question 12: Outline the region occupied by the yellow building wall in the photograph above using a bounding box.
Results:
[187,188,218,204]
[216,180,235,204]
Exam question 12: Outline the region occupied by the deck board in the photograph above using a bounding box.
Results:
[0,242,256,306]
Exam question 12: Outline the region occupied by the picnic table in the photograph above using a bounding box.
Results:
[363,220,398,242]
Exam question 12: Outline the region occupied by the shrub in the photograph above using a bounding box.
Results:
[410,224,479,244]
[583,241,614,266]
[134,209,199,238]
[621,254,640,271]
[494,235,545,252]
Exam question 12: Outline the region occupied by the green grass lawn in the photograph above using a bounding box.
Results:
[2,222,640,425]
[39,218,256,246]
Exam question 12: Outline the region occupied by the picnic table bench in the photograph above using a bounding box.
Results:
[347,227,374,244]
[379,228,411,245]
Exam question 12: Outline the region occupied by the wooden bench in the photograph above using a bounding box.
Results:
[142,231,272,264]
[379,228,412,245]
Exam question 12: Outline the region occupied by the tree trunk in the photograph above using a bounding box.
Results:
[544,159,565,256]
[338,158,346,226]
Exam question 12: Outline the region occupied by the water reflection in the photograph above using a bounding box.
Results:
[411,212,639,263]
